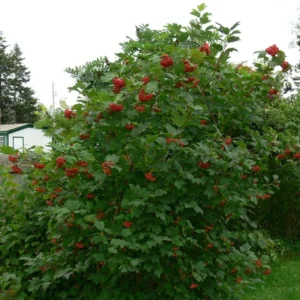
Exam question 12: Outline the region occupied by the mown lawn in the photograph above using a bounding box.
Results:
[241,256,300,300]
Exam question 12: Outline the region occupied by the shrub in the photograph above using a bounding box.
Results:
[0,4,292,299]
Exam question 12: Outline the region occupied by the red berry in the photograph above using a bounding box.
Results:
[141,76,149,85]
[160,54,173,68]
[266,44,279,56]
[251,165,261,172]
[8,155,18,162]
[125,124,135,130]
[64,109,76,119]
[183,59,197,72]
[225,138,232,145]
[34,163,45,169]
[293,153,300,160]
[199,42,211,55]
[200,120,208,125]
[138,89,154,102]
[11,165,22,174]
[134,104,146,112]
[263,269,272,275]
[144,172,156,181]
[109,103,123,112]
[112,77,126,88]
[123,221,133,228]
[199,162,210,169]
[190,283,198,289]
[281,61,289,72]
[56,157,66,167]
[236,277,243,284]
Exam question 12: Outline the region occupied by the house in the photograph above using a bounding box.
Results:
[0,123,51,151]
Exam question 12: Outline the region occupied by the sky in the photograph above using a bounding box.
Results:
[0,0,299,109]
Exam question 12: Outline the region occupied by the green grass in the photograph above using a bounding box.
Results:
[241,255,300,300]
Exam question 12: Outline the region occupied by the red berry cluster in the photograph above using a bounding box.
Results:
[102,161,114,175]
[125,124,135,130]
[87,193,95,199]
[175,82,185,88]
[64,109,76,119]
[183,59,197,72]
[138,89,154,102]
[112,77,126,93]
[190,283,198,289]
[294,153,300,159]
[160,54,173,68]
[8,155,18,162]
[144,172,156,181]
[257,194,271,200]
[141,76,149,85]
[34,163,45,169]
[200,120,208,125]
[251,165,261,172]
[123,220,133,228]
[54,187,63,193]
[199,42,210,55]
[265,44,279,56]
[186,76,200,88]
[166,138,184,147]
[46,200,54,206]
[80,134,90,140]
[134,104,146,112]
[109,103,123,112]
[76,161,88,167]
[36,187,46,193]
[199,162,210,169]
[56,157,66,167]
[205,225,213,232]
[225,138,232,145]
[96,210,105,220]
[65,168,79,177]
[74,242,84,249]
[281,61,290,72]
[11,165,22,174]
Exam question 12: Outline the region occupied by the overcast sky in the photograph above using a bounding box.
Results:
[1,0,299,108]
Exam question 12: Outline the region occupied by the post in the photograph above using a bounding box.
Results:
[52,82,55,116]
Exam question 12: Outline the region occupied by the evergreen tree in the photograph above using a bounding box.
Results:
[0,31,13,124]
[0,32,39,124]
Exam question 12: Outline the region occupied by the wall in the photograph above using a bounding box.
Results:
[8,127,52,150]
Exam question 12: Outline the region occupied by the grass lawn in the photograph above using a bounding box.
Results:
[241,255,300,300]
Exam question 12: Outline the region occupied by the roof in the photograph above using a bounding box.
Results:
[0,123,33,134]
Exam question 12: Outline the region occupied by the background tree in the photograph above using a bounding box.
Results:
[0,32,40,124]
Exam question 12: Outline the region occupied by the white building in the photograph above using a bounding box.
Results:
[0,123,51,151]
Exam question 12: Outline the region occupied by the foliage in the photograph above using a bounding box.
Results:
[0,32,40,124]
[252,95,300,239]
[0,4,294,299]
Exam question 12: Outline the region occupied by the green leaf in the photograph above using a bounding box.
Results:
[145,82,158,93]
[94,221,105,230]
[132,123,150,137]
[197,3,206,11]
[171,111,186,128]
[105,154,120,164]
[165,124,182,136]
[80,151,95,162]
[65,200,81,211]
[156,137,167,146]
[130,258,140,267]
[93,253,105,262]
[84,215,97,223]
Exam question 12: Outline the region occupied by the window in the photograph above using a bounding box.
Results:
[0,136,4,146]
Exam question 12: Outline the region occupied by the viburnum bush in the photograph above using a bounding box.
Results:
[0,4,293,299]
